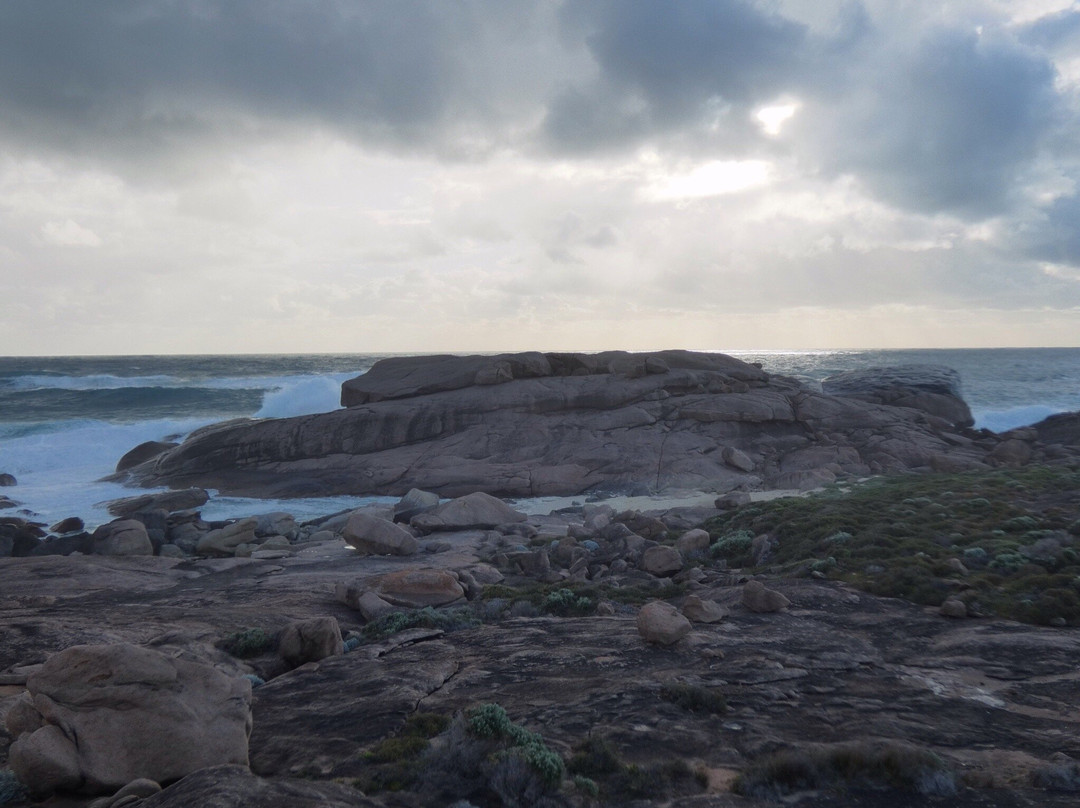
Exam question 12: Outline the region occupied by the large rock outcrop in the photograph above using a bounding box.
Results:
[118,351,992,499]
[6,642,252,796]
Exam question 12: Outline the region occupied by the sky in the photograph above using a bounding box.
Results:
[3,1,1080,355]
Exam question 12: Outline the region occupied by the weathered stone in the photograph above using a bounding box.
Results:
[941,598,968,618]
[616,511,668,540]
[255,512,297,538]
[7,643,251,796]
[742,579,790,613]
[0,472,17,486]
[278,617,344,667]
[369,569,465,608]
[676,528,711,554]
[715,492,752,509]
[636,601,692,645]
[115,441,179,473]
[411,492,526,532]
[722,446,756,472]
[105,488,209,519]
[88,777,162,808]
[822,364,974,427]
[341,513,418,556]
[49,516,85,534]
[392,488,441,523]
[91,520,153,557]
[196,518,258,557]
[639,545,684,577]
[681,595,728,623]
[989,438,1034,466]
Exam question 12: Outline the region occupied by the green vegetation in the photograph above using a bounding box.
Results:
[350,712,451,794]
[465,703,564,786]
[482,579,684,612]
[362,606,480,640]
[703,466,1080,625]
[220,627,275,658]
[541,588,595,617]
[567,734,707,801]
[734,742,956,799]
[659,682,727,715]
[0,771,28,806]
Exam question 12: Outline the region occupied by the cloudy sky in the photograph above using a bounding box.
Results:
[3,0,1080,355]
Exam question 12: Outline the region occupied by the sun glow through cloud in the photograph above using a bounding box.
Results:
[755,102,799,135]
[645,160,772,200]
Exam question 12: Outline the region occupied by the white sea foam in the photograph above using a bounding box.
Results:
[973,405,1064,434]
[253,373,354,419]
[7,373,180,391]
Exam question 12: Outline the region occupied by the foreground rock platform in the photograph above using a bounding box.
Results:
[115,350,1022,499]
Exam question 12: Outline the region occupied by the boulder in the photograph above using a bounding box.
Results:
[31,532,94,557]
[639,545,684,577]
[50,516,85,534]
[681,595,728,624]
[196,518,258,557]
[278,617,344,667]
[392,488,441,523]
[411,492,526,532]
[114,441,179,473]
[369,569,465,608]
[988,439,1034,467]
[6,643,251,796]
[715,492,751,509]
[341,513,418,556]
[722,446,756,472]
[636,601,692,645]
[676,528,711,554]
[0,472,17,486]
[91,520,153,557]
[742,580,790,613]
[1,517,45,557]
[106,488,209,519]
[940,598,968,618]
[822,364,974,427]
[255,512,297,538]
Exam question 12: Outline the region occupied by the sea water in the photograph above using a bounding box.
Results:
[1,349,1078,528]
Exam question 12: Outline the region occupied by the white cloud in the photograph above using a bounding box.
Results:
[40,219,102,247]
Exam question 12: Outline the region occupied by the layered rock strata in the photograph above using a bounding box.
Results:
[120,351,1000,499]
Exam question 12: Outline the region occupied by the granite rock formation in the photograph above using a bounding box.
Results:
[117,351,999,499]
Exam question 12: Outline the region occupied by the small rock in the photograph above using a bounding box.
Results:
[49,516,84,535]
[742,580,790,613]
[681,595,728,624]
[341,513,418,556]
[640,545,684,577]
[715,492,751,509]
[255,512,297,539]
[91,520,154,557]
[392,488,441,523]
[196,518,258,557]
[411,492,526,532]
[278,617,344,667]
[370,569,465,608]
[0,472,18,486]
[676,528,711,554]
[722,446,755,472]
[946,558,968,575]
[940,598,967,618]
[636,601,692,645]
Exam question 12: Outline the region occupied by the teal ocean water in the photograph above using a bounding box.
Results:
[1,349,1077,527]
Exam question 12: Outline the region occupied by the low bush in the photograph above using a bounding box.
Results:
[221,627,275,658]
[362,606,479,640]
[733,741,956,799]
[0,771,28,806]
[709,530,755,566]
[542,588,594,617]
[659,683,727,715]
[566,734,706,801]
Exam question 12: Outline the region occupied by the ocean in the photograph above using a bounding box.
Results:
[1,348,1078,529]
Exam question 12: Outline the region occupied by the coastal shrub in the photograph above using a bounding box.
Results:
[567,735,705,800]
[572,775,599,797]
[350,712,450,794]
[362,606,479,640]
[1002,515,1041,532]
[659,682,727,715]
[542,588,594,617]
[0,771,28,806]
[824,531,852,545]
[221,627,275,658]
[417,704,566,805]
[733,742,956,799]
[1031,759,1080,791]
[709,530,754,566]
[990,552,1026,574]
[963,547,989,567]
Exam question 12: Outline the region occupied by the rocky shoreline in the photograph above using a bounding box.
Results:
[3,353,1080,806]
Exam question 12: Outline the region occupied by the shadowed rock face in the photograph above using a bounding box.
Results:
[822,364,974,428]
[119,351,993,499]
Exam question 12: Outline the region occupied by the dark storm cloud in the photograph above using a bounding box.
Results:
[0,0,547,163]
[1020,192,1080,267]
[544,0,807,152]
[805,27,1062,216]
[0,1,1075,222]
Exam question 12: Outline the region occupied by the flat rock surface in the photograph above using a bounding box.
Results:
[3,533,1080,806]
[116,351,1014,498]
